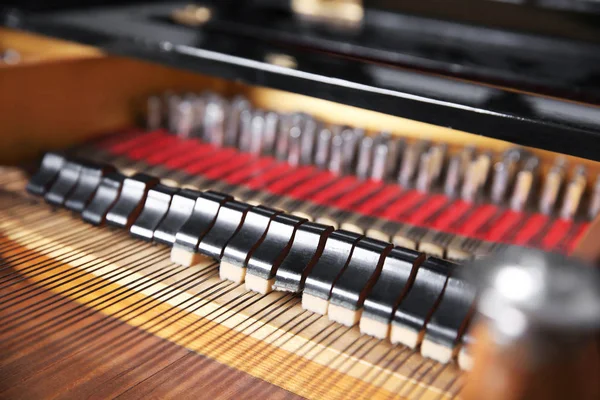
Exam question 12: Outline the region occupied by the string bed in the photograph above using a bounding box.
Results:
[0,169,463,399]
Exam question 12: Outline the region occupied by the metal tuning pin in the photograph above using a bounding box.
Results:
[462,152,492,202]
[238,108,253,152]
[274,113,293,161]
[203,94,227,147]
[190,95,206,138]
[314,128,332,169]
[287,126,302,167]
[328,132,344,175]
[340,128,362,174]
[415,150,433,192]
[509,156,539,212]
[174,93,195,138]
[355,135,374,180]
[145,95,162,131]
[398,140,428,187]
[459,145,475,177]
[428,143,447,185]
[539,157,567,215]
[166,93,181,134]
[370,136,390,182]
[560,165,587,220]
[248,110,265,155]
[300,116,318,165]
[386,137,405,182]
[461,158,479,202]
[444,154,462,198]
[490,149,520,204]
[224,95,251,147]
[262,111,280,154]
[588,174,600,220]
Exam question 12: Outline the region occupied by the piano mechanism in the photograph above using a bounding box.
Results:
[2,1,600,399]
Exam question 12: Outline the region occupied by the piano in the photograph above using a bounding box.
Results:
[1,1,600,399]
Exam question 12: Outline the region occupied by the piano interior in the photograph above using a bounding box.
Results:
[2,2,600,399]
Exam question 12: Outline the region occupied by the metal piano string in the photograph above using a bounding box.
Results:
[0,193,464,396]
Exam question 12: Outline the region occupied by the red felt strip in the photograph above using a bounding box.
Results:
[108,130,165,154]
[245,164,293,190]
[225,158,276,185]
[332,180,384,210]
[484,210,522,242]
[354,185,402,215]
[267,166,317,194]
[184,148,237,175]
[127,135,179,161]
[404,194,448,225]
[379,190,425,219]
[513,214,548,246]
[430,200,471,231]
[285,171,336,199]
[567,222,589,254]
[308,176,358,204]
[541,219,573,250]
[456,204,498,237]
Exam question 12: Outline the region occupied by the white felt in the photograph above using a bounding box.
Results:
[421,339,453,364]
[359,316,390,340]
[340,222,363,235]
[328,304,361,326]
[418,242,445,258]
[170,246,204,267]
[245,274,275,294]
[219,261,246,284]
[390,325,422,348]
[302,293,329,315]
[366,228,390,242]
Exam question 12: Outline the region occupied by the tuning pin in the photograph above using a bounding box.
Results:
[539,157,567,215]
[461,152,492,202]
[428,143,447,184]
[328,132,344,175]
[459,145,475,177]
[175,93,196,138]
[300,117,318,165]
[262,111,280,154]
[415,151,433,192]
[238,108,253,152]
[287,126,302,167]
[224,95,251,147]
[398,140,428,187]
[444,154,462,198]
[588,174,600,220]
[509,156,539,212]
[248,110,265,155]
[490,149,520,204]
[355,136,374,180]
[370,135,392,181]
[275,114,293,161]
[340,128,362,175]
[166,93,181,134]
[190,95,206,137]
[145,96,162,131]
[476,152,493,189]
[386,137,405,182]
[203,94,227,146]
[560,165,587,220]
[314,128,332,169]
